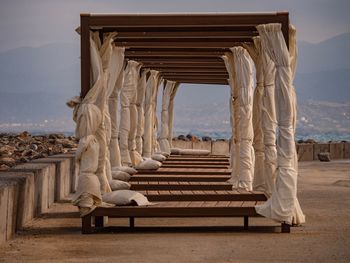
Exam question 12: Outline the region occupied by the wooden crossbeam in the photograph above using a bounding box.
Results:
[115,41,251,48]
[141,63,226,68]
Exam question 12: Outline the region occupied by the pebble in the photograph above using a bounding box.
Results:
[0,131,78,170]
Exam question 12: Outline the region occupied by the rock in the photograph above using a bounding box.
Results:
[202,136,212,141]
[305,139,316,144]
[0,164,10,170]
[191,135,200,142]
[216,138,226,141]
[0,157,16,165]
[318,152,331,162]
[186,134,193,140]
[19,131,30,140]
[178,135,186,141]
[30,144,38,151]
[297,139,304,144]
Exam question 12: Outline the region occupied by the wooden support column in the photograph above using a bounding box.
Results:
[80,14,91,98]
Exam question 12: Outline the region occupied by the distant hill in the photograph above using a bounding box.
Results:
[0,33,349,136]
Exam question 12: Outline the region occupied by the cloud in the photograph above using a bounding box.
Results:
[0,0,349,51]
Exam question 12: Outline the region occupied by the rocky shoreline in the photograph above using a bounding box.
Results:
[0,131,77,171]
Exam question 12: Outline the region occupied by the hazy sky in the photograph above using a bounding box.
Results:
[0,0,350,52]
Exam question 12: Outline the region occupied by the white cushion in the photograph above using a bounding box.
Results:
[170,148,181,155]
[179,149,210,155]
[109,180,131,191]
[151,153,166,162]
[112,170,131,182]
[135,159,161,170]
[102,190,155,206]
[112,166,138,175]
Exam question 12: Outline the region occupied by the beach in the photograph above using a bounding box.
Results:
[0,160,349,263]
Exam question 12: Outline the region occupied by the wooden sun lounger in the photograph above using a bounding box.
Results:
[82,199,290,234]
[81,155,291,234]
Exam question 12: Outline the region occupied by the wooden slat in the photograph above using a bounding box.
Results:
[145,192,267,202]
[91,206,260,217]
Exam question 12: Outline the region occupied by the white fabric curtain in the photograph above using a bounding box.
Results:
[159,80,177,154]
[90,32,113,194]
[119,60,142,166]
[289,24,305,225]
[109,68,124,168]
[152,77,163,154]
[128,66,144,166]
[143,70,160,158]
[222,53,240,179]
[168,83,180,148]
[136,70,148,155]
[255,23,305,225]
[68,33,106,213]
[231,46,255,191]
[244,38,266,191]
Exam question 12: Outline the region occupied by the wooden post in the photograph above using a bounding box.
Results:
[95,216,104,228]
[82,215,93,234]
[130,217,135,228]
[244,216,249,230]
[80,14,90,98]
[281,223,291,233]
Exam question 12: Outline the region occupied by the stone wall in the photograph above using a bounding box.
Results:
[172,140,350,161]
[0,152,75,245]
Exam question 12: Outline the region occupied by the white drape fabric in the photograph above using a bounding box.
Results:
[136,70,148,155]
[119,60,142,166]
[152,77,163,154]
[90,32,112,194]
[109,68,124,168]
[222,53,240,178]
[143,70,160,158]
[168,83,180,148]
[244,38,266,192]
[159,80,177,154]
[67,33,107,213]
[255,23,305,225]
[289,25,305,225]
[260,43,278,197]
[231,46,255,191]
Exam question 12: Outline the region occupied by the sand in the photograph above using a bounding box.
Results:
[0,160,349,263]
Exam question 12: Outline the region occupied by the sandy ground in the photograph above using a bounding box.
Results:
[0,160,349,263]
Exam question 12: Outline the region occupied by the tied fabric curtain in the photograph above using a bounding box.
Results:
[119,60,142,166]
[222,53,240,181]
[135,70,149,155]
[143,70,161,158]
[231,46,255,191]
[67,33,107,215]
[109,68,124,168]
[244,38,266,192]
[159,80,177,154]
[168,83,180,148]
[255,23,305,225]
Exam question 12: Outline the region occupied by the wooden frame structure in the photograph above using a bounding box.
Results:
[80,12,289,97]
[79,12,291,234]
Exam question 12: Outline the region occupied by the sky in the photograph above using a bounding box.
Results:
[0,0,350,52]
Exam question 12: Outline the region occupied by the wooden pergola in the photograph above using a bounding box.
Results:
[80,12,289,97]
[78,12,298,234]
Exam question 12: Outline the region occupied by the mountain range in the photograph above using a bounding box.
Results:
[0,33,349,136]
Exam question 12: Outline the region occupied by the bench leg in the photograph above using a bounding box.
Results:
[130,217,135,228]
[95,216,104,228]
[281,222,291,233]
[243,216,249,230]
[82,215,93,234]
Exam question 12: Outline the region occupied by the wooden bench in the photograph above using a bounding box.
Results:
[82,199,291,234]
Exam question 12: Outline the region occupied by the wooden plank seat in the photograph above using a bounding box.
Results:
[160,164,229,169]
[137,190,267,202]
[162,160,230,165]
[137,168,231,175]
[130,174,231,182]
[130,181,232,191]
[82,199,290,234]
[166,157,229,162]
